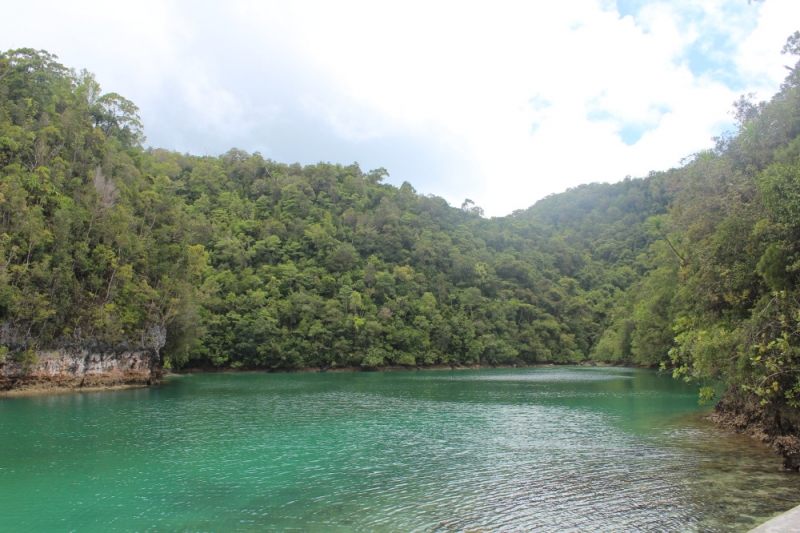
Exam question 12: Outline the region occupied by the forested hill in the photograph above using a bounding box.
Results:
[3,37,800,445]
[0,47,672,372]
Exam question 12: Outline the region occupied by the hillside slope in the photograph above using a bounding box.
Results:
[3,38,800,466]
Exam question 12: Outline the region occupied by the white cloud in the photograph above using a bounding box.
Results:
[1,0,798,216]
[737,1,800,90]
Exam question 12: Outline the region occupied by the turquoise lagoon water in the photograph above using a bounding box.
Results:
[1,367,798,532]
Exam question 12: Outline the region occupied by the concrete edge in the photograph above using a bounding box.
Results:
[749,504,800,532]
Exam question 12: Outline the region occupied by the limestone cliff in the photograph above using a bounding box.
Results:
[0,346,162,392]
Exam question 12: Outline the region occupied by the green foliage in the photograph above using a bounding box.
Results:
[757,243,791,291]
[698,386,716,405]
[638,32,800,407]
[0,48,201,360]
[1,45,661,370]
[11,347,38,374]
[5,33,800,428]
[0,46,676,371]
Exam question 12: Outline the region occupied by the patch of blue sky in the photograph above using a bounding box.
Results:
[528,96,550,136]
[528,95,551,111]
[613,0,648,20]
[682,39,744,89]
[586,109,613,122]
[679,14,760,91]
[586,103,670,146]
[610,0,760,90]
[618,123,651,146]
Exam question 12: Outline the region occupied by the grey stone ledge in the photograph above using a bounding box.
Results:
[750,504,800,533]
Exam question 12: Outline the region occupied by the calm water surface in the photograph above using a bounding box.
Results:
[1,367,798,532]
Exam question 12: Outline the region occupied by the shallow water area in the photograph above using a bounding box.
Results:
[1,366,798,532]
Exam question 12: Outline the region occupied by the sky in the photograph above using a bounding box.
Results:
[1,1,799,217]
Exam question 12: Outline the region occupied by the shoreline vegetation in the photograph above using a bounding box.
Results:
[172,359,628,375]
[3,35,800,473]
[0,360,630,396]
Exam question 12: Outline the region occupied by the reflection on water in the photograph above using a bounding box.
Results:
[0,367,797,532]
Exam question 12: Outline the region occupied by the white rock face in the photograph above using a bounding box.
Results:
[0,347,161,390]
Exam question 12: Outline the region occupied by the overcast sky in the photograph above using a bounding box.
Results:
[2,1,799,216]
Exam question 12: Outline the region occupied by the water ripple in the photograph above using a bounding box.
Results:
[0,368,797,532]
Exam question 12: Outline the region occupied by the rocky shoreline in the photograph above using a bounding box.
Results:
[0,358,623,394]
[0,346,162,395]
[710,389,800,471]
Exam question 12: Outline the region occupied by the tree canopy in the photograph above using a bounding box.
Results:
[3,39,800,424]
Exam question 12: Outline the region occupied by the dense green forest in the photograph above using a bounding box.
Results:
[2,36,800,423]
